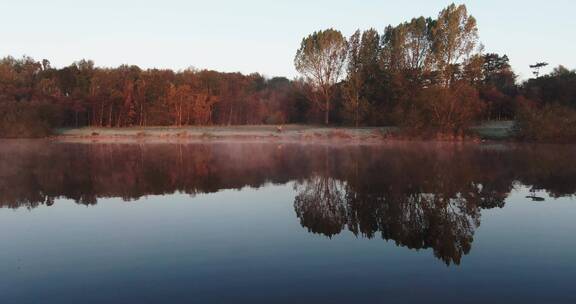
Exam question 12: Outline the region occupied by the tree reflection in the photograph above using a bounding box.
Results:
[292,144,576,265]
[0,141,575,264]
[294,176,347,237]
[293,170,481,265]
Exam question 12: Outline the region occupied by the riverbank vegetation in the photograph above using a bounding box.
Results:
[0,4,574,141]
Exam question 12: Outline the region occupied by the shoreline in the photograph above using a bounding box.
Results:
[47,122,514,144]
[53,125,392,144]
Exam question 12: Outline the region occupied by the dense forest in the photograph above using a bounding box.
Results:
[0,4,575,140]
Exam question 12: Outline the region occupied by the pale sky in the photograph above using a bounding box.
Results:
[2,0,574,80]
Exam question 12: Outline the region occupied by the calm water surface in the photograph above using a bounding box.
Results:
[0,140,575,303]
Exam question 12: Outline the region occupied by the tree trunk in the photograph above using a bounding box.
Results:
[139,104,143,126]
[99,103,104,127]
[355,103,359,128]
[324,98,330,125]
[228,105,234,126]
[108,106,113,127]
[89,107,93,126]
[117,110,122,128]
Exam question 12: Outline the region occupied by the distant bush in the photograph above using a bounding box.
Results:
[515,100,576,143]
[0,101,62,138]
[399,83,485,139]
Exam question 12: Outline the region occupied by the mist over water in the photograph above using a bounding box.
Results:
[0,141,575,303]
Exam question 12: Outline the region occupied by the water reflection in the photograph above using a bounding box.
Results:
[294,173,482,265]
[1,140,575,265]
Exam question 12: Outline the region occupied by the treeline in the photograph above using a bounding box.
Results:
[0,57,307,137]
[294,4,576,139]
[1,3,575,140]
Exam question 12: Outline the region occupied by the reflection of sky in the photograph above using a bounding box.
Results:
[0,183,575,303]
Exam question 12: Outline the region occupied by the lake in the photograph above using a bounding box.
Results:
[0,140,575,303]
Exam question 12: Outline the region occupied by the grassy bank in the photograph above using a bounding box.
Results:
[56,125,393,142]
[469,121,515,140]
[53,122,515,142]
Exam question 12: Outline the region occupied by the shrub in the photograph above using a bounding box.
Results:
[0,100,62,138]
[399,82,485,138]
[515,100,576,143]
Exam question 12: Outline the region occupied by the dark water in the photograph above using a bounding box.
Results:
[0,140,575,303]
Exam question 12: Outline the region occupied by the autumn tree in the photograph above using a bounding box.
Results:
[379,17,434,122]
[390,4,485,136]
[482,54,515,90]
[0,56,61,137]
[164,84,194,126]
[382,17,434,75]
[524,65,576,108]
[343,29,382,126]
[295,29,347,124]
[431,4,479,87]
[343,30,363,127]
[477,54,517,120]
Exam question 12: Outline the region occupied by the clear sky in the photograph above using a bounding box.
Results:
[2,0,574,80]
